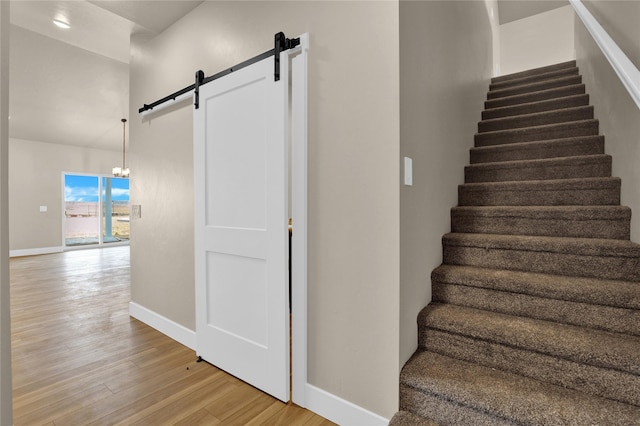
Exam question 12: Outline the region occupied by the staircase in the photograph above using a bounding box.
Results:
[390,60,640,425]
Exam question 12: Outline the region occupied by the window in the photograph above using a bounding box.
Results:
[63,174,130,247]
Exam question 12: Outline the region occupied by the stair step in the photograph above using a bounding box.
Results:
[388,410,439,426]
[478,106,593,133]
[451,205,630,239]
[442,232,640,281]
[458,177,620,206]
[470,135,604,164]
[419,304,640,405]
[487,75,582,100]
[482,94,590,120]
[464,154,611,183]
[432,264,640,310]
[400,350,640,425]
[432,265,640,335]
[489,67,580,91]
[491,60,577,84]
[475,119,599,147]
[485,84,586,109]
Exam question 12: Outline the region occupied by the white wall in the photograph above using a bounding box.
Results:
[129,1,400,420]
[575,2,640,242]
[399,1,494,367]
[500,5,575,75]
[0,1,11,423]
[8,138,121,254]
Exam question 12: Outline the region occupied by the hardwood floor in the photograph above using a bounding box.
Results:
[10,247,334,425]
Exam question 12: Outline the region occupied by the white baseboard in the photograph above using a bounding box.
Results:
[304,383,389,426]
[129,302,196,350]
[9,246,63,258]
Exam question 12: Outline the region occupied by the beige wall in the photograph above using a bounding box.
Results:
[129,1,400,418]
[575,3,640,242]
[8,138,120,252]
[399,1,493,367]
[0,1,12,423]
[583,0,640,70]
[500,5,575,75]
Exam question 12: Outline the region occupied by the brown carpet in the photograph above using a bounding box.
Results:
[390,60,640,425]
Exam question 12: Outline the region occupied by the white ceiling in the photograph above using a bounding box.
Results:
[9,0,203,150]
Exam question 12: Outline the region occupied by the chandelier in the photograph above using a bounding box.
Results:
[112,118,130,178]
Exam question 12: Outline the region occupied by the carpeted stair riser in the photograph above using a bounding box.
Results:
[420,328,640,406]
[478,105,593,133]
[491,60,576,84]
[485,84,585,109]
[432,265,640,310]
[487,75,582,100]
[475,119,599,147]
[400,351,640,425]
[431,264,640,309]
[464,154,611,183]
[432,282,640,336]
[489,67,579,92]
[470,135,604,164]
[451,206,631,239]
[458,177,620,206]
[419,304,640,375]
[443,233,640,281]
[482,94,589,120]
[398,383,515,426]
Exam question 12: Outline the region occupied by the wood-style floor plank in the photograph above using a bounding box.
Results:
[11,247,334,425]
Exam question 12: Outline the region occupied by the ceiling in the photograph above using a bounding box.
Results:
[9,0,203,151]
[9,0,570,152]
[498,0,569,25]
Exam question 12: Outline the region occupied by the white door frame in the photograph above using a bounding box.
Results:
[290,33,308,407]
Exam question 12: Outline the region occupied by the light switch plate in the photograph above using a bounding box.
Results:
[404,157,413,186]
[39,205,47,212]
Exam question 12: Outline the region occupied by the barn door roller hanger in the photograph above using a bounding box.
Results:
[138,32,300,114]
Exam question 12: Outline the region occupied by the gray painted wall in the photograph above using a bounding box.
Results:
[0,2,12,423]
[399,0,494,368]
[576,1,640,242]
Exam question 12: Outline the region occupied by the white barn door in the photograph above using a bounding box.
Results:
[193,54,289,401]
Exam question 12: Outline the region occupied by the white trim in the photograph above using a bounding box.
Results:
[10,246,63,258]
[129,301,196,350]
[304,383,390,426]
[291,32,309,407]
[570,0,640,110]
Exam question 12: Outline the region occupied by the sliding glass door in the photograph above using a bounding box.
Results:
[64,174,130,248]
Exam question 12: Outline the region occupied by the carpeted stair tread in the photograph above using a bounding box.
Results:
[491,60,576,84]
[478,105,593,133]
[474,119,599,147]
[464,154,611,183]
[419,303,640,375]
[489,67,579,91]
[482,94,589,120]
[485,84,586,109]
[458,176,620,206]
[487,75,582,100]
[443,232,640,281]
[400,350,640,425]
[419,328,640,407]
[388,410,440,426]
[470,135,604,164]
[451,205,630,239]
[433,279,640,337]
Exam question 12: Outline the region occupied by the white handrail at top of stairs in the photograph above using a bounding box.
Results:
[570,0,640,110]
